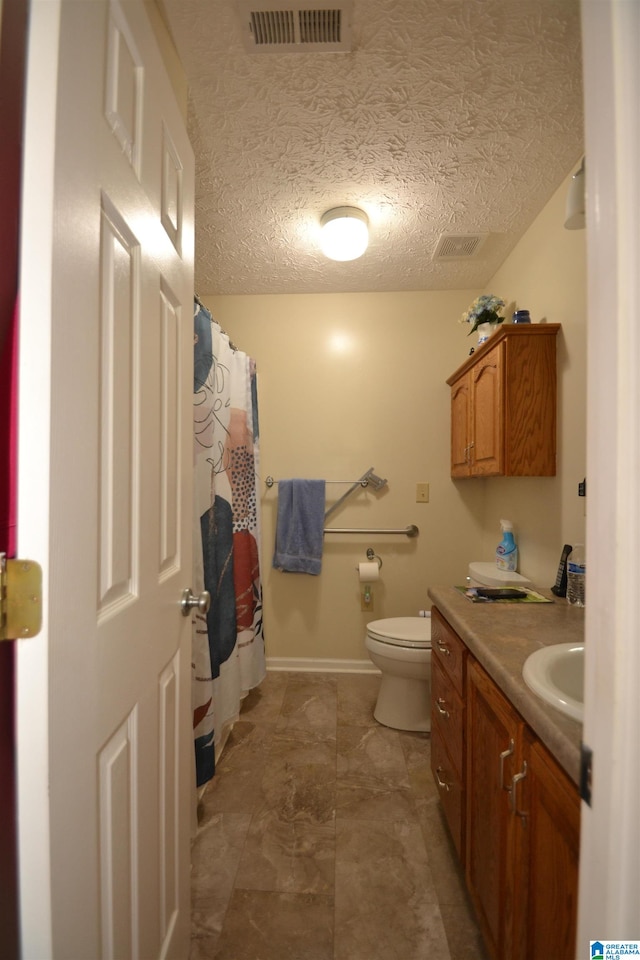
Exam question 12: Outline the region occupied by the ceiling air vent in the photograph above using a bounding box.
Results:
[238,0,353,53]
[434,234,487,260]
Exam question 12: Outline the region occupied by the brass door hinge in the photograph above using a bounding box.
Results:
[0,553,43,641]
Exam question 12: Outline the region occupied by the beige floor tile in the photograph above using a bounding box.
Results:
[234,813,335,894]
[334,819,449,960]
[190,933,220,959]
[191,811,252,902]
[336,724,417,822]
[440,901,491,960]
[278,674,338,735]
[257,758,337,825]
[190,670,486,959]
[336,673,380,727]
[213,890,334,960]
[241,671,289,722]
[269,724,337,767]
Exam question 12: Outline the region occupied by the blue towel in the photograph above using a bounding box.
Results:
[272,479,326,575]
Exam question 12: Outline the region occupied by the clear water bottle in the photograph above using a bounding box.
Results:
[566,544,586,606]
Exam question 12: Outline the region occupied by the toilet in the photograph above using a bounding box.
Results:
[365,564,533,732]
[365,616,432,732]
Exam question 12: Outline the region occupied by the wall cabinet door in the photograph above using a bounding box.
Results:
[450,352,503,477]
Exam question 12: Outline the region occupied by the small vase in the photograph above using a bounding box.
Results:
[476,321,497,345]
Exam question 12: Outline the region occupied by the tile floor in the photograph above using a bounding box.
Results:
[190,671,488,960]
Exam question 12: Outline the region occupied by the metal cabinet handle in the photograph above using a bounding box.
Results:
[436,698,450,719]
[510,761,528,819]
[436,642,451,657]
[499,738,515,791]
[435,766,451,792]
[181,588,211,617]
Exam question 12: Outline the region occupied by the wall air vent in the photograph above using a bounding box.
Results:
[434,234,487,260]
[238,0,353,53]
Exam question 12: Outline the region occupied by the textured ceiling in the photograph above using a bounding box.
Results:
[160,0,583,295]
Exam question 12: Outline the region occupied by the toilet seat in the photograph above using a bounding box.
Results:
[366,617,431,649]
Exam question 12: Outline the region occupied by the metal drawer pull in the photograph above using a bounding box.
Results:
[499,738,515,791]
[436,642,451,656]
[435,767,451,792]
[436,698,450,718]
[510,761,528,819]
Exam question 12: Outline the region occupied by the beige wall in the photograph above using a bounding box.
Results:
[202,170,586,662]
[480,170,587,583]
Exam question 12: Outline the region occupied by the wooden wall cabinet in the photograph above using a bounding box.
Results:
[447,324,560,478]
[430,607,579,960]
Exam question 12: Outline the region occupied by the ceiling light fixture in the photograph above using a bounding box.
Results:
[320,206,369,261]
[564,158,586,230]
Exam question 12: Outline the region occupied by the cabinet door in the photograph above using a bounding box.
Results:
[466,659,525,960]
[470,345,503,476]
[520,737,580,960]
[450,375,471,477]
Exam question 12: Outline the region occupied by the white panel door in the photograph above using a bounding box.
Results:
[17,1,194,957]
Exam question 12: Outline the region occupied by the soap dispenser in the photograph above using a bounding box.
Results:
[496,519,518,572]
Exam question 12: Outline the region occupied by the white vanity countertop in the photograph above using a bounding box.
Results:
[428,585,584,785]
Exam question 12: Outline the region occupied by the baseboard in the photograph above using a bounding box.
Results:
[266,657,380,674]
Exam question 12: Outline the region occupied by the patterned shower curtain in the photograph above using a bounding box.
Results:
[192,300,265,786]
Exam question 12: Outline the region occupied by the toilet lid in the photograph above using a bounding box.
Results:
[366,617,431,649]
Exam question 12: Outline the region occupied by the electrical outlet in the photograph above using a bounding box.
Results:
[361,588,373,612]
[416,482,429,503]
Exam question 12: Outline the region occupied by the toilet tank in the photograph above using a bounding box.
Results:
[468,561,532,588]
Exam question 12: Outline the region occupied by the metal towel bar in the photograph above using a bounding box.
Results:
[324,525,419,538]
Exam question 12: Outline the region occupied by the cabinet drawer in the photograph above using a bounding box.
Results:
[431,655,465,779]
[431,726,464,863]
[431,606,466,696]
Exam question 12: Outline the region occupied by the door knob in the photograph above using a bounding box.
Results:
[181,588,211,617]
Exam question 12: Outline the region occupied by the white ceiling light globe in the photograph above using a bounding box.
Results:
[320,207,369,261]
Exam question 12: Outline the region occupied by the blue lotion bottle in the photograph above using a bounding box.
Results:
[496,519,518,572]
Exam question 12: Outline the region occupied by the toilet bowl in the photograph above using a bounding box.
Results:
[365,616,431,732]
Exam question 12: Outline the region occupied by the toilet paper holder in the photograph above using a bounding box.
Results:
[366,548,383,570]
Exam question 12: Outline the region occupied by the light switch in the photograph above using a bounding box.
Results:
[416,482,429,503]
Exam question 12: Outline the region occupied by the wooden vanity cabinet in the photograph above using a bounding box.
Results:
[466,657,579,960]
[429,607,579,960]
[520,734,580,960]
[466,658,528,960]
[447,324,560,478]
[430,606,467,862]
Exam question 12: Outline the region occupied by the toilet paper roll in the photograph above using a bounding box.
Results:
[358,561,380,582]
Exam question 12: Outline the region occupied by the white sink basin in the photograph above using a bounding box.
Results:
[522,643,584,722]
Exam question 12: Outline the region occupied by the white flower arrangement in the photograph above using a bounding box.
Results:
[460,294,506,335]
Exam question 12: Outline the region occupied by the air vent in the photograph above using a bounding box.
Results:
[434,234,487,260]
[238,0,352,53]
